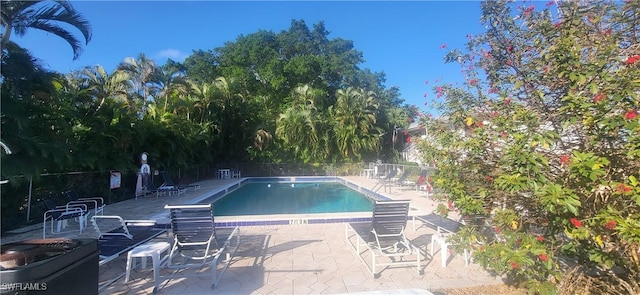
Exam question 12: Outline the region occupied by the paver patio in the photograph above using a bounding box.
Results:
[1,176,507,294]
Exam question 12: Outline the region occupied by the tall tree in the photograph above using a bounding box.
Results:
[182,50,218,83]
[275,84,327,163]
[156,63,189,115]
[117,53,161,115]
[0,43,66,177]
[76,65,130,113]
[421,1,640,294]
[330,87,382,161]
[1,0,91,60]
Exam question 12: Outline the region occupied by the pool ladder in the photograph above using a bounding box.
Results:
[368,180,388,198]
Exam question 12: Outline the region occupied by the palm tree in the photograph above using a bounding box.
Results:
[189,80,215,123]
[156,67,188,115]
[0,42,63,177]
[1,0,92,60]
[117,53,161,115]
[330,87,381,160]
[276,85,326,162]
[276,106,319,162]
[76,65,130,113]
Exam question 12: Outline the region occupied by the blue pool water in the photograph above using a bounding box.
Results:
[212,182,374,216]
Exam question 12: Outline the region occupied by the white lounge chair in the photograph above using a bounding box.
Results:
[345,200,424,278]
[65,190,105,216]
[162,204,240,290]
[393,169,411,186]
[401,169,427,190]
[412,213,471,267]
[90,215,163,265]
[42,198,88,238]
[158,171,200,196]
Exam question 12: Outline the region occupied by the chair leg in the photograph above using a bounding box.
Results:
[441,244,447,267]
[152,252,160,292]
[43,219,48,238]
[430,236,435,256]
[464,249,471,266]
[125,252,133,283]
[78,216,85,233]
[55,220,65,233]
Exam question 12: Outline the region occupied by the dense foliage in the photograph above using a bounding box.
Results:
[2,18,417,176]
[1,2,416,230]
[420,0,639,294]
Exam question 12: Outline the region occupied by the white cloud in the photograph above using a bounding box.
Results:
[156,49,188,61]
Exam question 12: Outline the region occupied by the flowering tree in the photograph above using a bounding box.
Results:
[419,1,639,294]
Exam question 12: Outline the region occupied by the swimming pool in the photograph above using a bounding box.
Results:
[176,177,393,227]
[212,182,374,216]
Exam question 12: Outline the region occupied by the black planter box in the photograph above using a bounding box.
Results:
[1,238,98,295]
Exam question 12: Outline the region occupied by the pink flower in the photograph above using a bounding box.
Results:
[616,183,631,193]
[538,254,548,261]
[537,236,544,242]
[625,110,638,120]
[546,1,555,6]
[510,261,520,269]
[524,5,534,16]
[560,154,571,165]
[593,93,606,103]
[436,86,444,99]
[469,79,478,86]
[626,55,640,64]
[605,220,617,230]
[570,218,582,228]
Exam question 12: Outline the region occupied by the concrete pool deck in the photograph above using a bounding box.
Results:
[1,176,507,294]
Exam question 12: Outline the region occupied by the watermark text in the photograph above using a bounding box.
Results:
[0,283,48,292]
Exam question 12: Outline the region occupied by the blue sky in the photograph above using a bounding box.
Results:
[15,1,488,111]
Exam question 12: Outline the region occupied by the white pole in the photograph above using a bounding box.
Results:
[26,176,33,222]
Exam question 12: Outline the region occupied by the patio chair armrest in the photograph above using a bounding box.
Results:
[46,207,84,213]
[67,200,95,209]
[79,196,105,206]
[124,220,156,227]
[44,207,85,220]
[91,215,135,239]
[63,203,88,212]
